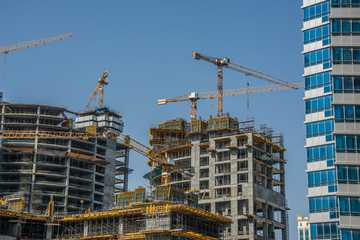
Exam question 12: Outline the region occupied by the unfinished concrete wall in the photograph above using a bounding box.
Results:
[0,103,130,214]
[149,118,288,240]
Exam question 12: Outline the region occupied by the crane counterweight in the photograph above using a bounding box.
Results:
[157,99,167,105]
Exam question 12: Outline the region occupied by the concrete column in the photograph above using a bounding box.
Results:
[91,162,96,210]
[123,148,130,192]
[248,219,255,240]
[268,223,275,239]
[83,221,89,237]
[0,104,4,131]
[64,140,72,213]
[191,142,200,190]
[210,201,216,214]
[231,199,238,237]
[280,153,285,194]
[262,202,269,238]
[8,222,22,238]
[93,139,98,209]
[0,104,4,153]
[263,221,269,238]
[263,202,267,218]
[29,106,40,213]
[248,135,254,184]
[46,225,53,239]
[118,218,123,234]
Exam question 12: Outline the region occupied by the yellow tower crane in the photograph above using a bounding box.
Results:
[0,33,74,81]
[192,52,298,118]
[158,83,304,121]
[86,71,109,108]
[0,33,74,55]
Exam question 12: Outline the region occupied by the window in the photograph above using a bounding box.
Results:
[333,48,360,64]
[304,24,331,45]
[308,169,337,192]
[237,161,248,171]
[305,71,332,92]
[310,222,339,240]
[200,147,207,155]
[215,163,230,174]
[200,168,209,178]
[200,156,209,166]
[237,173,248,183]
[336,135,360,152]
[307,144,335,166]
[305,95,333,116]
[200,202,210,210]
[216,151,230,161]
[237,185,242,196]
[338,165,360,184]
[304,48,331,68]
[305,229,309,240]
[309,195,338,217]
[305,120,334,141]
[339,197,360,216]
[215,187,231,198]
[215,175,231,186]
[215,141,230,149]
[333,76,360,93]
[346,105,356,119]
[341,229,360,240]
[237,138,247,147]
[200,180,209,190]
[331,0,360,8]
[335,105,360,122]
[237,149,248,159]
[303,2,330,22]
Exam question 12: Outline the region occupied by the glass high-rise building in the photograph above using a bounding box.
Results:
[302,0,360,239]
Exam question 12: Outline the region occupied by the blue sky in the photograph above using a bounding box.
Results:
[1,1,305,238]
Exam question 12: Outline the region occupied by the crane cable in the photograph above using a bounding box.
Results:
[247,82,250,110]
[2,54,6,81]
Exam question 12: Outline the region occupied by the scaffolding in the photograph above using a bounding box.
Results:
[207,117,238,132]
[148,116,288,240]
[114,188,147,208]
[54,201,231,240]
[189,120,207,135]
[0,192,26,213]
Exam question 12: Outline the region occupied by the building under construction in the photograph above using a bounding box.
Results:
[147,116,288,240]
[0,94,233,240]
[0,99,130,214]
[0,186,232,240]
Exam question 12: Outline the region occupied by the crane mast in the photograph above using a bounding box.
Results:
[192,52,230,118]
[217,65,224,118]
[87,71,109,108]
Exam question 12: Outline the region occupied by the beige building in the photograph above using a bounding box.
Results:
[297,215,310,240]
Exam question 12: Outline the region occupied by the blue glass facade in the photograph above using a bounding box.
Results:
[302,0,360,239]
